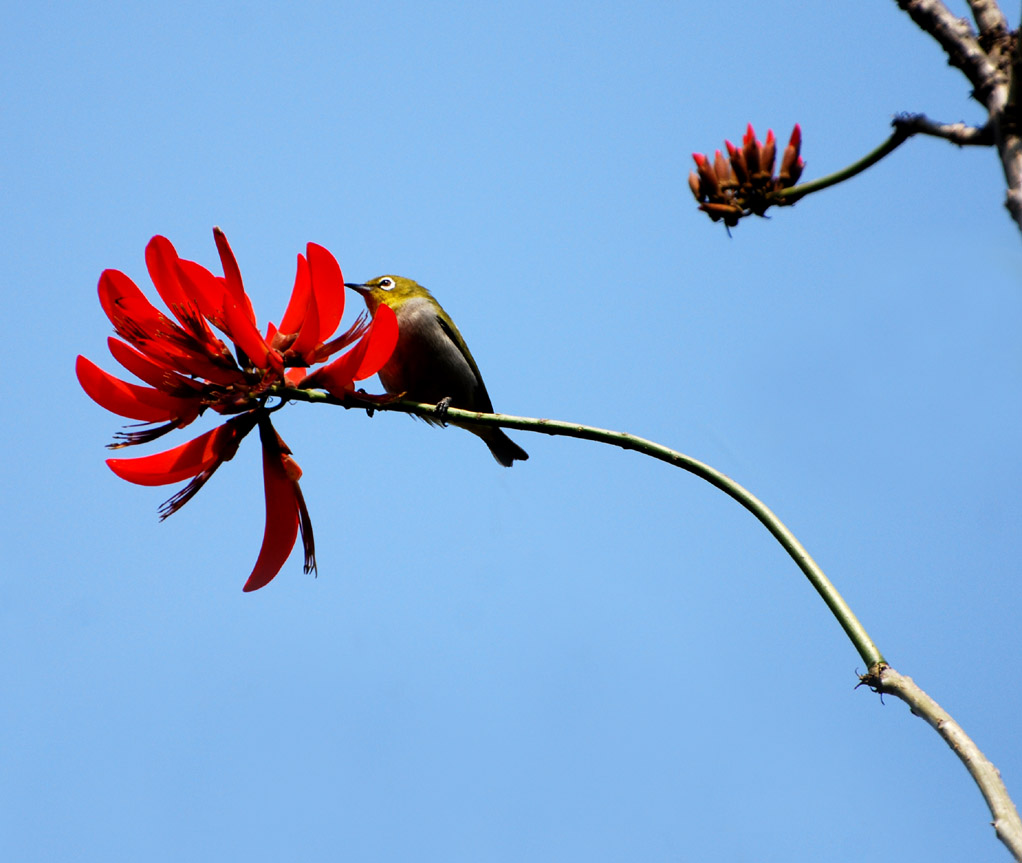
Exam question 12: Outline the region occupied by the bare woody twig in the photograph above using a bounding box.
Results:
[892,112,994,144]
[896,0,1001,106]
[967,0,1010,39]
[895,0,1021,232]
[861,665,1022,861]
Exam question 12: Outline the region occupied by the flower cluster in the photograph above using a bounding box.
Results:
[689,124,804,227]
[76,230,398,591]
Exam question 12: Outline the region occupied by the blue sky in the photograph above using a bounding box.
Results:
[3,2,1021,860]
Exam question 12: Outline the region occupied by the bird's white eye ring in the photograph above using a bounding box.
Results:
[378,277,394,289]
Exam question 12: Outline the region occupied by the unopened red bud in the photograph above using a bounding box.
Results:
[788,123,802,153]
[688,171,702,200]
[779,147,796,183]
[713,149,729,180]
[761,129,776,176]
[692,152,720,196]
[744,129,761,176]
[779,125,804,185]
[726,140,749,184]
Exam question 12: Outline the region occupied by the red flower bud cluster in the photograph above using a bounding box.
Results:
[689,124,804,226]
[77,230,399,591]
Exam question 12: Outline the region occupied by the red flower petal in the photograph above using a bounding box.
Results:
[97,267,245,384]
[300,302,398,395]
[222,296,277,371]
[306,243,345,343]
[147,236,233,358]
[76,355,195,422]
[310,314,370,364]
[106,418,252,486]
[107,337,205,397]
[300,345,361,396]
[98,268,176,340]
[277,253,311,337]
[175,258,227,329]
[145,236,196,328]
[289,271,321,361]
[136,337,248,387]
[213,227,257,327]
[353,301,398,380]
[243,421,301,592]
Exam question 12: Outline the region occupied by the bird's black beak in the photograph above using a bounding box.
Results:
[344,282,368,295]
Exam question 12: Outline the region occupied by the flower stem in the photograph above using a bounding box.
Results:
[283,386,1022,858]
[280,386,884,668]
[776,125,913,203]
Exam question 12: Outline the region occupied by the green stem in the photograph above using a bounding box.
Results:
[277,386,886,669]
[777,125,912,203]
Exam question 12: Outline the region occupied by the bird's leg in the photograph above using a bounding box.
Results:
[435,396,453,427]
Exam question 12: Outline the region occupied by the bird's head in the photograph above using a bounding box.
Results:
[345,275,433,314]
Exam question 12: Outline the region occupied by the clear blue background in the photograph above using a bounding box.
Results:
[3,2,1020,860]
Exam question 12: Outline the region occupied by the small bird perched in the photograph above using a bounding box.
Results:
[346,275,529,467]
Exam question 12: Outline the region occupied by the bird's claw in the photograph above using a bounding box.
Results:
[435,396,453,427]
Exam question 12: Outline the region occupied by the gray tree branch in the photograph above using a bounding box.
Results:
[897,0,1002,103]
[968,0,1010,38]
[862,666,1022,861]
[893,111,994,143]
[896,0,1021,232]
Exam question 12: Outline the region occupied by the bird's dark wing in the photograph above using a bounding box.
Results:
[436,313,495,413]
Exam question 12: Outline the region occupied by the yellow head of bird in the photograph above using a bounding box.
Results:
[345,275,435,314]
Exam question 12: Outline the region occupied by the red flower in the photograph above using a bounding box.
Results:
[689,123,804,226]
[77,229,398,590]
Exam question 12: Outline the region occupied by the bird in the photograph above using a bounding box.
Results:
[345,275,528,467]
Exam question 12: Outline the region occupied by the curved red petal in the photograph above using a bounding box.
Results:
[289,276,321,361]
[222,297,273,370]
[76,355,193,421]
[145,236,193,326]
[105,420,248,486]
[98,268,243,383]
[98,268,176,338]
[242,424,300,591]
[300,341,364,395]
[175,259,226,327]
[302,302,399,394]
[354,302,399,380]
[147,237,231,357]
[306,243,345,343]
[132,337,247,386]
[277,253,311,336]
[107,338,205,396]
[213,227,257,326]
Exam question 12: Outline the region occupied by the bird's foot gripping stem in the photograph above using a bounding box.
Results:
[434,396,453,427]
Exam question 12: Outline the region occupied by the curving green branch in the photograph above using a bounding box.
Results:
[279,385,884,668]
[275,385,1022,858]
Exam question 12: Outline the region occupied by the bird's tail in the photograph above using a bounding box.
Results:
[479,428,529,467]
